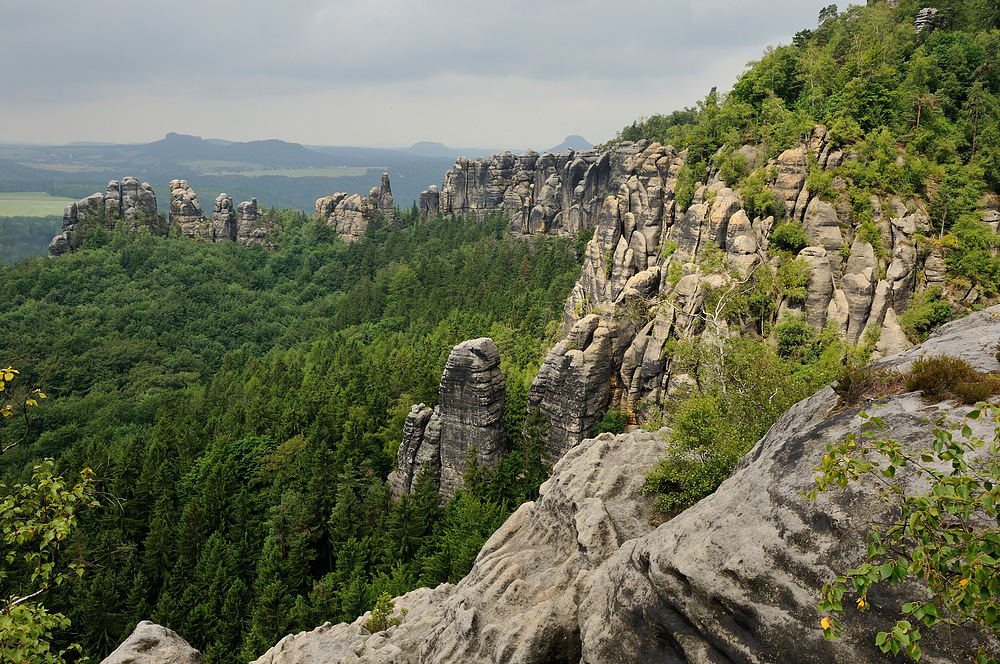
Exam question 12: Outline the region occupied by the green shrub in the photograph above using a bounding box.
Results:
[832,361,901,407]
[770,222,808,254]
[774,314,816,360]
[363,591,407,633]
[777,257,812,304]
[592,409,629,435]
[739,169,777,221]
[897,287,953,343]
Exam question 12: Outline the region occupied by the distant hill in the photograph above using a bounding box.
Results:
[404,142,497,160]
[547,135,593,152]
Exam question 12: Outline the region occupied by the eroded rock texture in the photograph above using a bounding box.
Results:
[315,172,394,244]
[255,428,667,664]
[172,181,278,246]
[389,338,506,498]
[101,621,203,664]
[49,177,158,257]
[251,309,1000,664]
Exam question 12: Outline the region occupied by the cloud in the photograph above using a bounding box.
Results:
[1,0,833,146]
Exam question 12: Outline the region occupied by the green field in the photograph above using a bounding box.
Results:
[0,192,76,216]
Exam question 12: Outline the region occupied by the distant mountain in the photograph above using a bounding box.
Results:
[144,133,334,168]
[547,135,593,152]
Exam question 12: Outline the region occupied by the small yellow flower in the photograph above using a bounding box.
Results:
[960,578,969,587]
[856,598,866,610]
[821,617,831,630]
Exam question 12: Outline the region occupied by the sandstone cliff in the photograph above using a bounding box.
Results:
[315,172,394,244]
[417,127,989,450]
[389,338,506,498]
[210,308,995,663]
[49,177,158,257]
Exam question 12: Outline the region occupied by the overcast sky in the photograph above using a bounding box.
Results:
[2,0,833,151]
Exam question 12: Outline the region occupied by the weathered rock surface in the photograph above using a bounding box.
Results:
[389,338,506,498]
[249,309,1000,664]
[49,178,158,257]
[315,172,394,244]
[528,315,617,460]
[579,308,1000,663]
[255,427,667,664]
[172,182,278,246]
[101,621,203,664]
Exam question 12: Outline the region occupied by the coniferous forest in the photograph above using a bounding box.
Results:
[1,209,583,662]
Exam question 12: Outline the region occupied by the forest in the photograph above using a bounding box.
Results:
[0,208,582,662]
[4,0,1000,662]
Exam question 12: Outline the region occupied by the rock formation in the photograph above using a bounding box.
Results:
[48,177,158,257]
[389,338,506,498]
[171,180,278,246]
[418,144,647,236]
[256,427,667,664]
[101,621,203,664]
[315,172,394,244]
[244,308,999,664]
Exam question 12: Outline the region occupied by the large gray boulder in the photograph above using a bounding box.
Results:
[315,174,393,244]
[528,315,615,460]
[49,179,158,257]
[101,621,202,664]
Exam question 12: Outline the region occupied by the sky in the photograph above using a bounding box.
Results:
[2,0,834,152]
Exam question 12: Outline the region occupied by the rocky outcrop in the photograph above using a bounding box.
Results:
[249,309,1000,664]
[255,427,667,664]
[48,177,158,257]
[389,338,506,498]
[315,172,394,244]
[528,314,618,460]
[101,621,203,664]
[172,181,278,246]
[419,144,648,237]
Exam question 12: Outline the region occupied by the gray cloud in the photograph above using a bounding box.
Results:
[2,0,833,147]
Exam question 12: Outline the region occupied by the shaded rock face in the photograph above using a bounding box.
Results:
[255,428,667,664]
[172,181,278,246]
[527,314,617,460]
[49,177,158,257]
[315,172,394,244]
[420,144,647,237]
[101,620,203,664]
[248,309,1000,664]
[389,338,506,498]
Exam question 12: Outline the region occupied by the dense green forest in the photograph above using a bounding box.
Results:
[0,215,61,264]
[0,208,582,662]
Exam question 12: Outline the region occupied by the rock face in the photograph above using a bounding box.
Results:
[49,178,158,257]
[101,621,203,664]
[315,173,394,244]
[255,427,667,664]
[419,144,647,236]
[249,309,1000,664]
[172,181,278,246]
[389,338,506,498]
